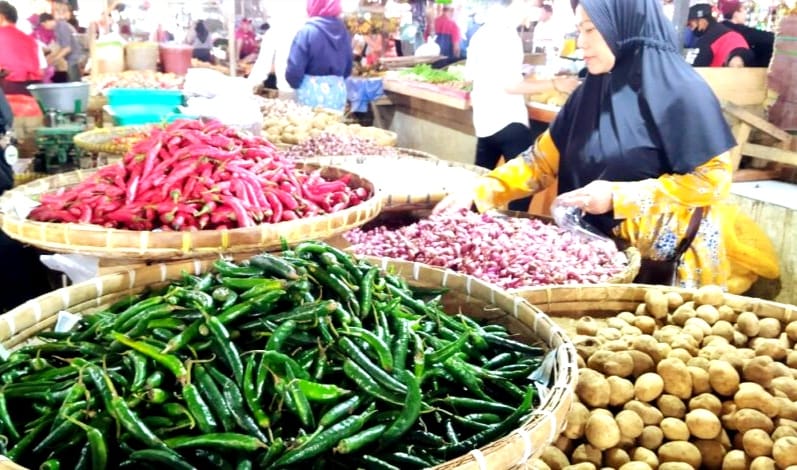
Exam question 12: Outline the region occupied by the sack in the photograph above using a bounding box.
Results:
[634,258,679,286]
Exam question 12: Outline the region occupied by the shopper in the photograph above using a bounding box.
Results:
[285,0,352,112]
[236,18,258,62]
[532,4,558,53]
[719,0,774,67]
[0,1,44,95]
[430,6,461,67]
[467,0,579,212]
[686,3,752,67]
[248,1,306,95]
[52,2,84,82]
[34,13,66,83]
[186,20,213,63]
[436,0,769,289]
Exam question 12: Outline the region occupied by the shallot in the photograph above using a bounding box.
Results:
[344,209,628,289]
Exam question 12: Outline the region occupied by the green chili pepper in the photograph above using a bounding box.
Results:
[293,378,350,403]
[209,367,267,442]
[182,382,217,433]
[345,327,393,372]
[380,369,421,446]
[194,364,235,432]
[111,332,189,384]
[342,359,403,407]
[307,265,359,315]
[265,299,337,323]
[483,333,545,356]
[213,259,263,278]
[125,449,197,470]
[65,416,108,470]
[242,355,270,429]
[338,337,406,395]
[265,320,297,352]
[249,253,301,280]
[0,391,20,440]
[358,266,378,317]
[111,296,165,331]
[164,433,267,452]
[358,455,399,470]
[205,316,244,385]
[334,423,387,454]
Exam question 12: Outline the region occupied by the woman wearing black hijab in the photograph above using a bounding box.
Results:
[436,0,759,289]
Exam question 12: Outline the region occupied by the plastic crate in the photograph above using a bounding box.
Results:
[105,88,184,108]
[103,104,185,126]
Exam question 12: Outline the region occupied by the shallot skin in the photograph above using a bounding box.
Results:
[345,209,628,289]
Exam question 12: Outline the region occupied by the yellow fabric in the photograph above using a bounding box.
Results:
[474,130,735,289]
[727,265,759,295]
[716,203,780,279]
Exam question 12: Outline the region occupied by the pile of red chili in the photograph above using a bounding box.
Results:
[29,119,370,231]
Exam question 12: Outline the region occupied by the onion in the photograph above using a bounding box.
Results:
[344,209,629,289]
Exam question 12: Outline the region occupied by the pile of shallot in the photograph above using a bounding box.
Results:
[344,209,629,289]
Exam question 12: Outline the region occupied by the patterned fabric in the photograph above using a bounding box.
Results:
[475,131,732,289]
[296,74,347,112]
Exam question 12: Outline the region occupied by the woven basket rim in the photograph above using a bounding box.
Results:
[0,163,384,260]
[73,125,154,154]
[0,256,578,469]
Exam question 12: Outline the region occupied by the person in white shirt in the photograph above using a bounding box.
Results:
[248,1,306,95]
[466,0,578,211]
[532,4,558,53]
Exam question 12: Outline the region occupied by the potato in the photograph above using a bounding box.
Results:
[577,369,611,408]
[687,356,711,369]
[708,360,740,396]
[754,339,787,361]
[668,347,695,363]
[604,353,636,378]
[554,434,574,454]
[671,307,696,326]
[686,408,722,439]
[773,425,797,440]
[564,402,591,439]
[620,325,643,337]
[561,464,596,470]
[694,439,727,470]
[749,456,776,470]
[732,331,749,348]
[657,394,687,418]
[541,446,571,470]
[631,336,662,363]
[743,356,776,389]
[625,400,664,425]
[603,448,630,468]
[658,464,696,470]
[743,429,774,458]
[618,462,652,470]
[661,417,691,440]
[617,311,637,324]
[631,447,659,468]
[689,365,712,394]
[608,317,631,330]
[711,320,736,341]
[616,409,644,439]
[655,325,684,345]
[786,321,797,342]
[788,350,797,370]
[576,316,601,336]
[717,304,737,322]
[776,396,797,420]
[658,358,693,399]
[772,376,797,401]
[628,350,656,377]
[665,291,685,309]
[736,311,761,337]
[585,412,621,450]
[597,327,622,341]
[694,285,724,306]
[634,373,664,402]
[721,450,750,470]
[696,304,720,325]
[773,436,797,468]
[735,408,775,434]
[635,303,648,316]
[643,289,669,319]
[735,384,779,417]
[634,316,657,335]
[527,459,553,470]
[757,317,782,338]
[607,376,636,407]
[683,324,706,343]
[639,425,664,449]
[658,441,702,468]
[571,443,602,466]
[690,392,723,415]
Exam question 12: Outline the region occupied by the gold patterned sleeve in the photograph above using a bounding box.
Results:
[473,130,561,212]
[611,152,733,219]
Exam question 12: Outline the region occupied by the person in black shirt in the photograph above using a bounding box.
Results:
[719,0,774,67]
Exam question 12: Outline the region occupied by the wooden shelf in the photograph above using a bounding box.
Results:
[382,78,471,110]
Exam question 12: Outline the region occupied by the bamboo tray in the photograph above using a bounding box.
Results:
[72,124,153,156]
[0,164,383,260]
[304,154,488,209]
[0,255,576,470]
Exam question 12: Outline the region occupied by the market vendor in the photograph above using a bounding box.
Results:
[285,0,353,112]
[0,1,44,95]
[436,0,779,291]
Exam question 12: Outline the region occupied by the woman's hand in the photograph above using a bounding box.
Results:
[433,190,475,214]
[553,75,581,94]
[554,180,614,214]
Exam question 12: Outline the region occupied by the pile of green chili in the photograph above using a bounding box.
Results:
[0,241,543,469]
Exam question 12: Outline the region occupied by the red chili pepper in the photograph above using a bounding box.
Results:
[221,195,254,228]
[210,205,236,225]
[264,191,282,224]
[271,188,299,211]
[281,210,298,222]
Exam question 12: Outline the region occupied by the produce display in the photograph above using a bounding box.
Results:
[527,89,570,107]
[88,71,185,95]
[0,242,542,469]
[533,285,797,470]
[344,209,628,289]
[283,132,398,159]
[28,119,369,230]
[259,98,343,145]
[397,64,470,92]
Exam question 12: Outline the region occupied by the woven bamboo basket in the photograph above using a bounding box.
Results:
[304,154,489,210]
[0,164,383,260]
[72,125,153,156]
[0,256,577,469]
[334,209,641,287]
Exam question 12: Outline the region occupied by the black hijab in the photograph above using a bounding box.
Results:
[551,0,735,234]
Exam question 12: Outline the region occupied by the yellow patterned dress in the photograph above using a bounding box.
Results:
[473,130,732,289]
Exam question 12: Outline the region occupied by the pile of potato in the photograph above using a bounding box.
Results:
[532,286,797,470]
[259,98,343,145]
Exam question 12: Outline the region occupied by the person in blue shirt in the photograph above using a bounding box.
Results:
[285,0,353,112]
